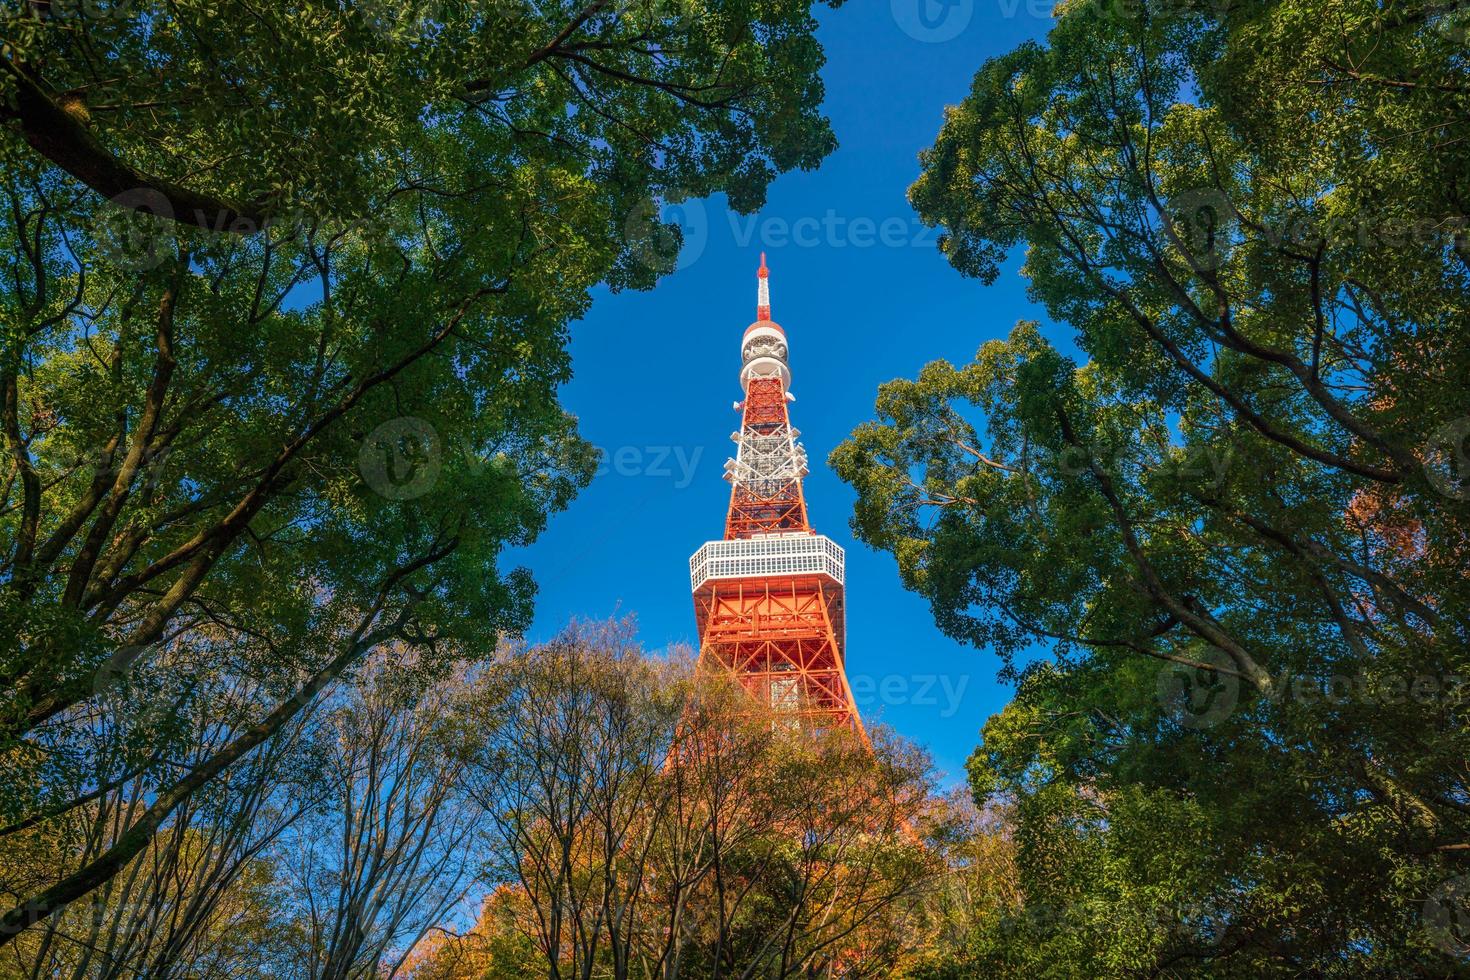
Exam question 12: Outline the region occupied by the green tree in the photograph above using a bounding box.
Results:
[0,663,315,979]
[834,0,1469,972]
[0,0,845,942]
[463,621,940,980]
[277,646,482,979]
[1,0,837,236]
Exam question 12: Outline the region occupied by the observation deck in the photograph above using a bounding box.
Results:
[689,534,845,593]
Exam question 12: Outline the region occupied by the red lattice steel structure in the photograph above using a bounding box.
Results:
[689,256,865,735]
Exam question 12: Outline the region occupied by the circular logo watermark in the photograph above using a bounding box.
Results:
[1091,0,1233,25]
[891,0,973,42]
[1424,874,1470,956]
[1091,0,1142,23]
[92,645,147,700]
[358,417,442,500]
[1165,187,1235,273]
[94,188,175,272]
[622,194,708,273]
[354,0,451,37]
[1434,1,1470,44]
[1424,418,1470,501]
[1157,650,1240,729]
[89,644,180,731]
[41,0,145,22]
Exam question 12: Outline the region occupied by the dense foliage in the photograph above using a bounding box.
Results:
[1,623,967,978]
[10,0,1469,974]
[0,0,844,945]
[834,0,1469,973]
[438,621,946,980]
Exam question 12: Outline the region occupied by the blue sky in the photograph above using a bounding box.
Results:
[514,0,1061,786]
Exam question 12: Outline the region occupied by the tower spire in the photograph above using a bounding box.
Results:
[756,251,771,322]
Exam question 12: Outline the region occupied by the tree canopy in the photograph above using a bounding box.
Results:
[3,0,839,236]
[0,0,845,942]
[834,0,1469,972]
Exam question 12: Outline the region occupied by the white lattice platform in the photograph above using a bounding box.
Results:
[690,534,845,592]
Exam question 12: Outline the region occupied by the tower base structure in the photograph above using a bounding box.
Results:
[690,536,861,732]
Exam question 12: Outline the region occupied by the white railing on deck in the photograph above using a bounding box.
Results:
[689,535,844,592]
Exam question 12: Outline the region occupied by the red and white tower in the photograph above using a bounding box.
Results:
[689,255,865,734]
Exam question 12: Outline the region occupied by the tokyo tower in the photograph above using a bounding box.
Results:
[688,255,865,734]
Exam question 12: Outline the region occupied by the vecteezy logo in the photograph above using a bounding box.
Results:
[1424,875,1470,956]
[358,417,442,501]
[1156,649,1240,729]
[622,193,708,273]
[1433,1,1470,44]
[891,0,972,43]
[1092,0,1140,24]
[95,188,175,272]
[1165,187,1235,273]
[1424,418,1470,501]
[92,645,145,699]
[354,0,449,38]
